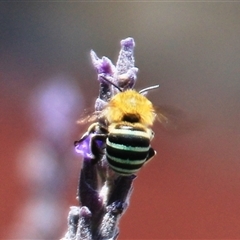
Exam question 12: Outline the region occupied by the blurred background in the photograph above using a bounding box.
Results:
[1,2,240,239]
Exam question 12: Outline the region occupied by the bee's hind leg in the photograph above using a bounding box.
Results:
[145,147,156,163]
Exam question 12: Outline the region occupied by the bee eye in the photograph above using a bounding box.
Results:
[122,114,140,123]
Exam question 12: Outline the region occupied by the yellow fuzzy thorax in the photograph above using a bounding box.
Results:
[102,89,156,126]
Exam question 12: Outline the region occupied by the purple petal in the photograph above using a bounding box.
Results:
[120,37,135,49]
[99,57,114,75]
[90,50,115,75]
[116,37,136,75]
[79,206,92,218]
[75,135,93,159]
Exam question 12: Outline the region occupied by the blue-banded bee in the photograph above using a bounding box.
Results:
[75,80,164,176]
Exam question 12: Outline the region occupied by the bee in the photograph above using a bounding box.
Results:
[75,79,164,176]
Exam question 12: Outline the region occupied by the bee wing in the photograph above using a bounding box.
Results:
[155,105,200,134]
[155,105,182,124]
[77,109,100,124]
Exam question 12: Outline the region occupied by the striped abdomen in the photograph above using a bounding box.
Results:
[106,125,153,176]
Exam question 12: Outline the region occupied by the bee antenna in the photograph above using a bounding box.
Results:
[139,84,160,94]
[101,76,122,92]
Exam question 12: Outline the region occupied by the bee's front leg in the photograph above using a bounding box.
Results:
[74,122,108,162]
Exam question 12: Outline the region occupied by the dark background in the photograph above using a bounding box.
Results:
[1,2,240,239]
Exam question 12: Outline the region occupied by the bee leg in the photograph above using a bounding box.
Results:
[88,122,108,135]
[90,123,108,161]
[87,122,102,134]
[74,122,101,146]
[90,133,107,162]
[74,132,88,147]
[74,122,108,161]
[145,147,156,162]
